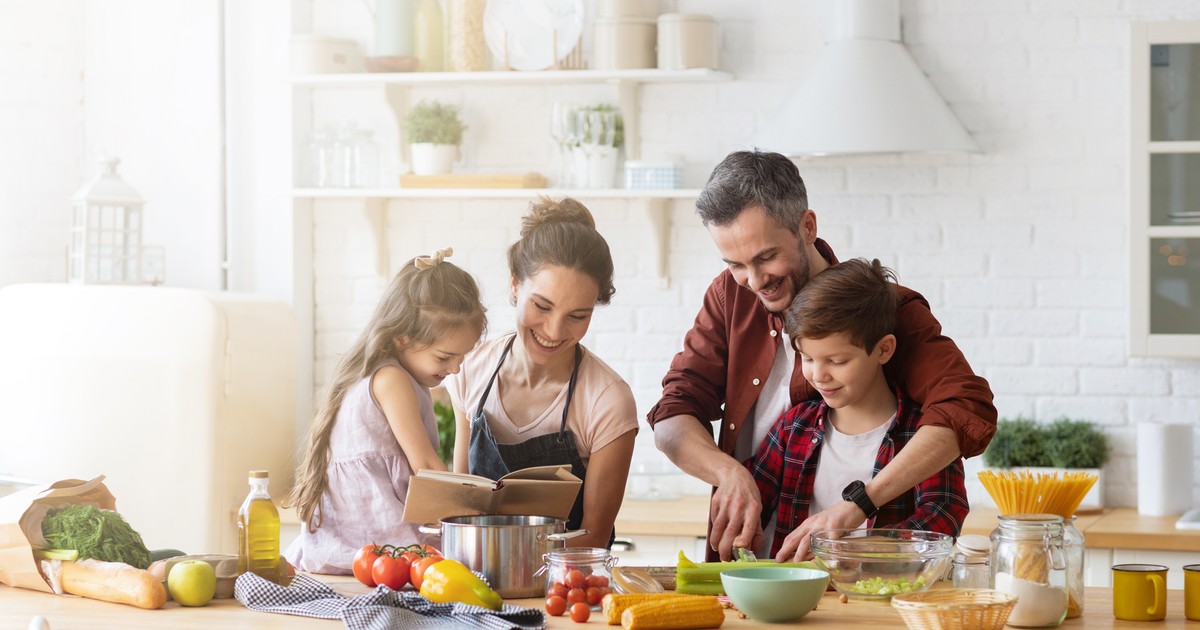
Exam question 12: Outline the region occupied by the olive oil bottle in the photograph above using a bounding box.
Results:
[237,470,280,582]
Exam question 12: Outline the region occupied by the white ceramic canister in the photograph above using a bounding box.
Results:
[290,36,362,74]
[657,13,717,70]
[593,17,656,70]
[596,0,659,19]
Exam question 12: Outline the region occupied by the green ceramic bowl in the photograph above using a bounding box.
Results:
[720,567,830,623]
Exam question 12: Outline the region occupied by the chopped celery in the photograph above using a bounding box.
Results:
[674,551,822,595]
[35,549,79,561]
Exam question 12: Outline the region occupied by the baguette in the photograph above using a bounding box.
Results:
[61,559,167,609]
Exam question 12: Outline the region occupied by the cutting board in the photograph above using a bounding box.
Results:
[399,172,548,189]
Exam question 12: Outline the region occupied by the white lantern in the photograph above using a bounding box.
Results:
[68,157,145,284]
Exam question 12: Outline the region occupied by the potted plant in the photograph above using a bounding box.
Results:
[571,103,623,188]
[403,100,466,175]
[968,417,1111,511]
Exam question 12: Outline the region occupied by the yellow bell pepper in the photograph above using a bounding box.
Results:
[418,559,503,611]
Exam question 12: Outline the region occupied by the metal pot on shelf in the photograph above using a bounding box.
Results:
[419,514,588,597]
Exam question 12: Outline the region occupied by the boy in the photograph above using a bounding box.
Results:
[746,258,969,561]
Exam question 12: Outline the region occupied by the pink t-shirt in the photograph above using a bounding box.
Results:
[446,334,638,466]
[285,359,439,574]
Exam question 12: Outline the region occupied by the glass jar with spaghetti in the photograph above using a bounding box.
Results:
[990,514,1068,628]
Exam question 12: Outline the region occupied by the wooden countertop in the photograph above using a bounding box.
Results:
[0,575,1192,628]
[616,497,1200,552]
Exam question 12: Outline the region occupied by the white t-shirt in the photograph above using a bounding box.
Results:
[809,413,896,525]
[445,334,639,466]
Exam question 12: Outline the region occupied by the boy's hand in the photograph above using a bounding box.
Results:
[709,465,764,561]
[774,501,865,562]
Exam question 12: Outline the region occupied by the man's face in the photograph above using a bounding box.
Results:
[708,205,814,313]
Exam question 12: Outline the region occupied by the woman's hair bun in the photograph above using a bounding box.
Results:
[520,196,596,237]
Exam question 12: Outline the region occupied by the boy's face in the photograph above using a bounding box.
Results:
[797,332,895,409]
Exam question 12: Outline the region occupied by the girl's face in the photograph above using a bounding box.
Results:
[394,323,480,388]
[512,265,600,367]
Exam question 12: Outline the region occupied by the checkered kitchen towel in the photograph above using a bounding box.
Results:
[235,573,546,630]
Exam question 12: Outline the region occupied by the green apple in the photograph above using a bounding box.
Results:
[167,559,217,607]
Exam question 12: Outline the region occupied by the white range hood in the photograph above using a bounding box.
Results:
[758,0,978,156]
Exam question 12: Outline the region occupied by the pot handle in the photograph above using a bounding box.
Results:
[544,528,590,542]
[418,524,441,537]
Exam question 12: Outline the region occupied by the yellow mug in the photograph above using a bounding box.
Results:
[1185,564,1200,622]
[1112,563,1167,621]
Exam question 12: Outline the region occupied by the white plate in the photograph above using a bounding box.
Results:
[483,0,584,71]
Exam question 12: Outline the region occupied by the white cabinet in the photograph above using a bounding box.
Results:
[1130,21,1200,357]
[611,534,707,567]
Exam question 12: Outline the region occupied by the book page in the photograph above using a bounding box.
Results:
[414,469,497,488]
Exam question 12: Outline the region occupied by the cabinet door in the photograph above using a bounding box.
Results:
[1132,23,1200,356]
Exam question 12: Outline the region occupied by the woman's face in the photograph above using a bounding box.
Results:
[512,265,600,367]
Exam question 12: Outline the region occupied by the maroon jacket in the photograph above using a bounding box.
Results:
[647,239,997,460]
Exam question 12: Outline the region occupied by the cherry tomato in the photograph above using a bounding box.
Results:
[410,555,443,590]
[585,586,604,606]
[545,594,568,616]
[372,554,411,590]
[548,581,569,599]
[352,545,381,587]
[569,602,591,622]
[586,574,610,588]
[566,587,586,604]
[565,569,586,589]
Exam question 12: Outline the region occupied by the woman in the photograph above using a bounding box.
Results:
[446,196,637,548]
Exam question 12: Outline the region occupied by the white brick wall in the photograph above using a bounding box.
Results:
[6,1,1200,508]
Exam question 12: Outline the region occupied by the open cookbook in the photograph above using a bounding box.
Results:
[401,465,582,523]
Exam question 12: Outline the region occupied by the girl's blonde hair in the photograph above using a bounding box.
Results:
[507,196,615,304]
[286,252,486,532]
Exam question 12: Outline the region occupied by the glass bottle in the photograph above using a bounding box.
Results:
[536,547,615,609]
[303,129,334,188]
[414,0,445,71]
[951,534,991,589]
[237,470,280,582]
[448,0,489,71]
[991,514,1068,628]
[330,127,355,188]
[349,128,381,188]
[1063,516,1085,619]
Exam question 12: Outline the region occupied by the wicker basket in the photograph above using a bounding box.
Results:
[891,588,1018,630]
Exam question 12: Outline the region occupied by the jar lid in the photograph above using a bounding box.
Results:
[657,13,716,24]
[610,567,665,594]
[955,534,990,555]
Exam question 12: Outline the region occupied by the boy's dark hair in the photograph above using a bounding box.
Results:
[786,258,898,352]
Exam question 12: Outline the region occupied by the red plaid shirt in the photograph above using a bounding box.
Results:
[746,393,969,557]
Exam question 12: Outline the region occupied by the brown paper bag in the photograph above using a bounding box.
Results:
[0,476,116,593]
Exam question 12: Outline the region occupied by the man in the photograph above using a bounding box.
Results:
[648,150,995,561]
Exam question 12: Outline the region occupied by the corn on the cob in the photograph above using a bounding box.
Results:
[601,593,690,625]
[620,596,725,630]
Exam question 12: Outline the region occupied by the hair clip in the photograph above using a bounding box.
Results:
[414,247,454,270]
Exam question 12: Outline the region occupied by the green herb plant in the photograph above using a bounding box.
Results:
[576,103,624,149]
[983,417,1110,469]
[403,101,466,145]
[434,400,455,465]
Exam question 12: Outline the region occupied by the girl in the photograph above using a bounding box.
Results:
[447,197,637,550]
[284,248,486,574]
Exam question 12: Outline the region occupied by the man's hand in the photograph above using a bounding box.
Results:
[774,501,864,562]
[708,465,764,561]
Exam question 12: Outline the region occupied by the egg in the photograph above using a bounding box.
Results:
[28,616,51,630]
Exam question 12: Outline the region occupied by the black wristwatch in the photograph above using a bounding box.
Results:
[841,480,879,519]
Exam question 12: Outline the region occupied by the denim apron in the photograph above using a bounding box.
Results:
[467,334,614,546]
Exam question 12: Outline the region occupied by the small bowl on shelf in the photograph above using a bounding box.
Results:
[719,566,829,623]
[810,529,953,601]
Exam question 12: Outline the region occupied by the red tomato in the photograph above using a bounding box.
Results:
[371,554,411,590]
[545,595,568,616]
[410,555,443,591]
[585,586,604,606]
[565,569,586,589]
[412,544,439,556]
[586,574,610,588]
[569,602,591,622]
[399,550,423,570]
[548,582,569,599]
[352,545,380,587]
[566,587,586,605]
